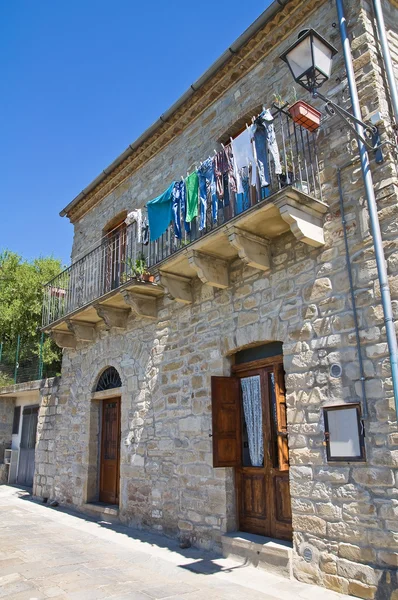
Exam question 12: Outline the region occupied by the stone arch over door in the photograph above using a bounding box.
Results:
[86,366,122,504]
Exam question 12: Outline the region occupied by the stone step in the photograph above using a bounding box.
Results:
[81,502,120,524]
[221,532,292,579]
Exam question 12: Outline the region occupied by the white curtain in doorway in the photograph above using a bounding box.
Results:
[241,375,263,467]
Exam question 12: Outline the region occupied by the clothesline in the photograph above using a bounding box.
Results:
[144,105,283,242]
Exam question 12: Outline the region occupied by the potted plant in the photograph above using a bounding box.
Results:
[272,90,289,110]
[133,252,154,283]
[278,151,295,187]
[288,88,321,132]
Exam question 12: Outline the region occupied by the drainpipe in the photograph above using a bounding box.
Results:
[338,159,368,418]
[372,0,398,129]
[336,0,398,415]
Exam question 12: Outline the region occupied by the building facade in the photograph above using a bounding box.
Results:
[0,378,59,486]
[37,0,398,597]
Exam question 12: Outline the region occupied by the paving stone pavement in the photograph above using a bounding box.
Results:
[0,485,359,600]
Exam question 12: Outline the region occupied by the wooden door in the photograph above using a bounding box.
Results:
[18,406,39,487]
[211,358,292,541]
[99,398,121,504]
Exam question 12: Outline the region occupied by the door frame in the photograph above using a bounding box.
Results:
[232,355,292,541]
[99,396,121,505]
[17,404,39,487]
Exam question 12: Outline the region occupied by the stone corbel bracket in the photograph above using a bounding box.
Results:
[94,304,129,330]
[159,272,193,304]
[226,226,271,271]
[274,191,327,248]
[121,290,157,319]
[187,250,229,289]
[66,319,96,342]
[50,330,77,349]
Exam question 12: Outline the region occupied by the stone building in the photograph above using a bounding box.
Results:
[0,378,59,486]
[37,0,398,597]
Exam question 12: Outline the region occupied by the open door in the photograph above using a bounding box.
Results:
[211,359,292,541]
[17,406,39,487]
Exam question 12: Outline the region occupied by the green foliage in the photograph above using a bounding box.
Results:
[125,252,148,278]
[0,372,14,388]
[0,250,63,366]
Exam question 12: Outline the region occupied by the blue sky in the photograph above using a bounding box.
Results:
[0,1,271,266]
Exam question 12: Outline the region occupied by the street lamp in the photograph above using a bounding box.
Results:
[280,29,338,93]
[280,29,380,151]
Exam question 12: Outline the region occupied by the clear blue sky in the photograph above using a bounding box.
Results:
[0,1,271,266]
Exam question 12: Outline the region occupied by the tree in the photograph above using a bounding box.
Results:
[0,250,63,371]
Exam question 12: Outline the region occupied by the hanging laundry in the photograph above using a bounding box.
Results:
[125,209,143,242]
[176,180,190,234]
[197,158,217,231]
[185,171,199,223]
[253,109,282,187]
[147,182,176,242]
[241,166,251,211]
[141,219,149,245]
[231,127,257,193]
[213,150,228,200]
[235,166,251,215]
[222,172,230,207]
[224,145,237,194]
[171,182,182,239]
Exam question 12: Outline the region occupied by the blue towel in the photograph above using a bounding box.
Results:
[147,182,176,242]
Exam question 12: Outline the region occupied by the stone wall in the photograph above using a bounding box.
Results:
[0,397,14,463]
[33,377,61,500]
[41,0,398,598]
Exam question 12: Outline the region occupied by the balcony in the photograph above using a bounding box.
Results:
[43,113,328,347]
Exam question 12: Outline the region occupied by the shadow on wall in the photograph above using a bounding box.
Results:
[375,570,398,600]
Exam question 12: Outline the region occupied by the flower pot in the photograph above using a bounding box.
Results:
[288,100,321,132]
[140,273,155,283]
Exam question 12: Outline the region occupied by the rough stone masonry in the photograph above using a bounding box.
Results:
[34,0,398,598]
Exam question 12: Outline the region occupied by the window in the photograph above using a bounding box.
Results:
[12,406,21,435]
[95,367,122,392]
[323,404,365,462]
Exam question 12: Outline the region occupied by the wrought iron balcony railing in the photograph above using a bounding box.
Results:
[43,112,323,329]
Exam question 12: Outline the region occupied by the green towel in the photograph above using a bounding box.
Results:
[185,172,199,223]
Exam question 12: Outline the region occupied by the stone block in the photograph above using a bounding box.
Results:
[338,543,376,564]
[315,467,350,483]
[352,468,394,487]
[377,551,398,567]
[303,278,333,302]
[293,515,327,535]
[323,574,349,594]
[348,581,377,599]
[337,558,378,585]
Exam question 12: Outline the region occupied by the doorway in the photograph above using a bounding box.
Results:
[99,397,121,505]
[211,355,292,541]
[17,405,39,487]
[103,219,127,294]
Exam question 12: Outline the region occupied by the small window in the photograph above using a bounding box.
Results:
[12,406,21,435]
[323,404,365,462]
[95,367,122,392]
